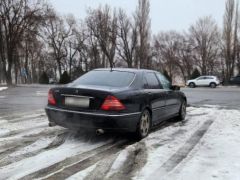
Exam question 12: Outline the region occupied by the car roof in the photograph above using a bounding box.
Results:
[94,68,158,73]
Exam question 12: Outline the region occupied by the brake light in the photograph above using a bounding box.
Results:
[48,89,56,105]
[101,95,125,111]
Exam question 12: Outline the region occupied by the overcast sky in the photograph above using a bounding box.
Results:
[49,0,226,34]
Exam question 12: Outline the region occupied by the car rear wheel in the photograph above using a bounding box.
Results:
[136,109,151,139]
[177,100,187,121]
[189,82,195,88]
[210,82,216,88]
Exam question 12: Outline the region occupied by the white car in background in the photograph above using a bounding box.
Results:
[187,76,220,88]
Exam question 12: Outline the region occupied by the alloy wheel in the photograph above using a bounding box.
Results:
[181,101,187,120]
[140,110,150,137]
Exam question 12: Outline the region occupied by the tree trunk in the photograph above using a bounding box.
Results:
[57,59,62,78]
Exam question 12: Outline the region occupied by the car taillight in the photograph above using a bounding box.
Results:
[48,89,56,105]
[101,95,125,111]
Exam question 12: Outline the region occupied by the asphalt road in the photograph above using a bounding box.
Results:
[0,85,239,116]
[182,86,240,109]
[0,85,51,116]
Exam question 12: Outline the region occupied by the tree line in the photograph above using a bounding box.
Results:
[0,0,240,85]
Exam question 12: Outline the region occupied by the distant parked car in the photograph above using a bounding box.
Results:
[187,76,220,88]
[49,78,57,84]
[229,75,240,85]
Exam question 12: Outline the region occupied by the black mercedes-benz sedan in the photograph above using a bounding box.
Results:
[45,68,187,139]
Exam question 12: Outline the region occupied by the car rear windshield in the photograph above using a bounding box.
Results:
[71,70,135,87]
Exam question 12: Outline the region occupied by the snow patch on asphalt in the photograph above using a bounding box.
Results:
[0,129,10,137]
[9,137,54,157]
[0,87,7,91]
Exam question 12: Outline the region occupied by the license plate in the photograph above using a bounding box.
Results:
[65,96,90,108]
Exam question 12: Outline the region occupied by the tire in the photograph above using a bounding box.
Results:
[210,82,216,88]
[177,100,187,121]
[189,82,195,88]
[135,109,151,139]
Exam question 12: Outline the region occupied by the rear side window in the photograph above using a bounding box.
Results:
[144,72,161,89]
[70,70,135,88]
[205,77,214,80]
[156,73,171,90]
[197,76,205,80]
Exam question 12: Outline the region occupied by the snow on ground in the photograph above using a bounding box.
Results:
[164,108,240,180]
[0,87,7,91]
[66,164,98,180]
[134,107,240,180]
[0,106,240,179]
[0,133,112,180]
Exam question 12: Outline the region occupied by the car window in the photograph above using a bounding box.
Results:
[197,76,205,80]
[144,72,161,89]
[156,73,171,90]
[70,70,135,88]
[205,77,214,80]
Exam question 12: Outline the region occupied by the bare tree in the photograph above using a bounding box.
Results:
[134,0,151,68]
[223,0,239,82]
[44,9,74,78]
[86,6,118,68]
[117,9,138,68]
[0,0,44,85]
[175,34,195,81]
[189,16,220,75]
[153,31,181,80]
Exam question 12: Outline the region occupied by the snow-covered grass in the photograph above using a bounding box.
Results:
[0,87,7,91]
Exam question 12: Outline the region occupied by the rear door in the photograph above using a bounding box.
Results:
[144,72,166,124]
[155,73,181,117]
[195,76,207,86]
[234,76,240,84]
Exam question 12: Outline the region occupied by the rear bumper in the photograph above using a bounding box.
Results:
[45,106,141,132]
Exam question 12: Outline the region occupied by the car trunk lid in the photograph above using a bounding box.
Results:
[51,86,128,111]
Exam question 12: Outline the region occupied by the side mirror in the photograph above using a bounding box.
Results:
[171,85,180,91]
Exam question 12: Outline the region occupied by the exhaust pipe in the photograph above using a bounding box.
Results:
[49,122,56,127]
[96,129,104,135]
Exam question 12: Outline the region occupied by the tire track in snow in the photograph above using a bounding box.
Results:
[0,131,68,167]
[0,127,67,160]
[149,119,214,179]
[82,153,119,180]
[106,142,148,180]
[21,139,134,180]
[72,121,189,180]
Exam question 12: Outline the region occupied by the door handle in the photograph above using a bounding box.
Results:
[147,92,152,95]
